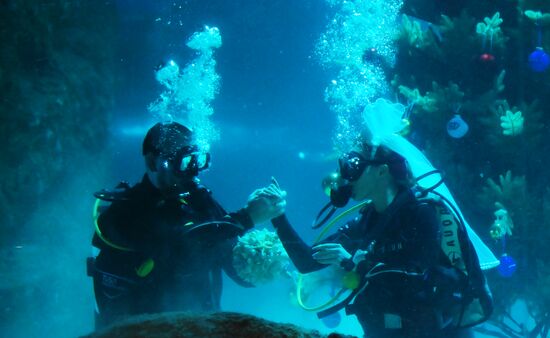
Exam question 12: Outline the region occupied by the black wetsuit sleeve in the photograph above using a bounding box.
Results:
[272,215,323,273]
[272,214,361,274]
[203,193,254,286]
[198,187,254,232]
[228,208,254,232]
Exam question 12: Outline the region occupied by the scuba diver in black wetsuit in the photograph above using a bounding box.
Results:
[87,122,284,329]
[264,142,493,338]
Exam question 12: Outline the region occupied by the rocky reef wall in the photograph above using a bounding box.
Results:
[0,1,117,337]
[0,0,115,241]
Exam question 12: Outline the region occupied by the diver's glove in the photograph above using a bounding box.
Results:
[244,177,287,225]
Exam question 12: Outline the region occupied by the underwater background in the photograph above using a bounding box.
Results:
[1,0,549,337]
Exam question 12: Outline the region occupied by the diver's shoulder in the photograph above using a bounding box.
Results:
[94,177,154,206]
[94,181,133,201]
[405,195,440,223]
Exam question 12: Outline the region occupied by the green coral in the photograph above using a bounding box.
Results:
[484,170,528,210]
[494,70,506,93]
[427,82,465,109]
[439,14,462,33]
[400,14,436,49]
[436,12,484,61]
[476,12,504,36]
[479,97,544,160]
[399,82,464,114]
[439,12,477,40]
[394,0,550,326]
[398,85,437,112]
[232,229,290,285]
[464,70,503,108]
[476,12,507,49]
[500,109,524,136]
[525,10,550,25]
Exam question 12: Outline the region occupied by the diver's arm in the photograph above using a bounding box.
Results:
[227,208,255,231]
[196,183,256,231]
[272,214,326,273]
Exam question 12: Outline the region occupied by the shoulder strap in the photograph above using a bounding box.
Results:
[94,181,132,201]
[93,181,135,252]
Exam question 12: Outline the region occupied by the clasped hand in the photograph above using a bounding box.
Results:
[245,177,287,225]
[312,243,352,266]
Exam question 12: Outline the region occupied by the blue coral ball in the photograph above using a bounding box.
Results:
[528,48,550,72]
[497,254,517,278]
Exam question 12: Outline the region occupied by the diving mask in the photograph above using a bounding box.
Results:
[338,151,384,182]
[170,145,210,176]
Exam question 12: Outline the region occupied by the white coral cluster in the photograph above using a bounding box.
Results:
[232,229,290,285]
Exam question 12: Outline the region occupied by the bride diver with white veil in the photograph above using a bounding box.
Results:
[264,98,497,338]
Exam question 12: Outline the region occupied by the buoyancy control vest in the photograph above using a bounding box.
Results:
[420,194,494,328]
[309,190,493,330]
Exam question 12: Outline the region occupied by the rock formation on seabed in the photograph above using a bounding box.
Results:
[83,312,356,338]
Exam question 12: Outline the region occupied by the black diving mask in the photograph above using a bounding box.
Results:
[324,150,383,209]
[311,151,383,228]
[171,146,210,176]
[338,151,385,182]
